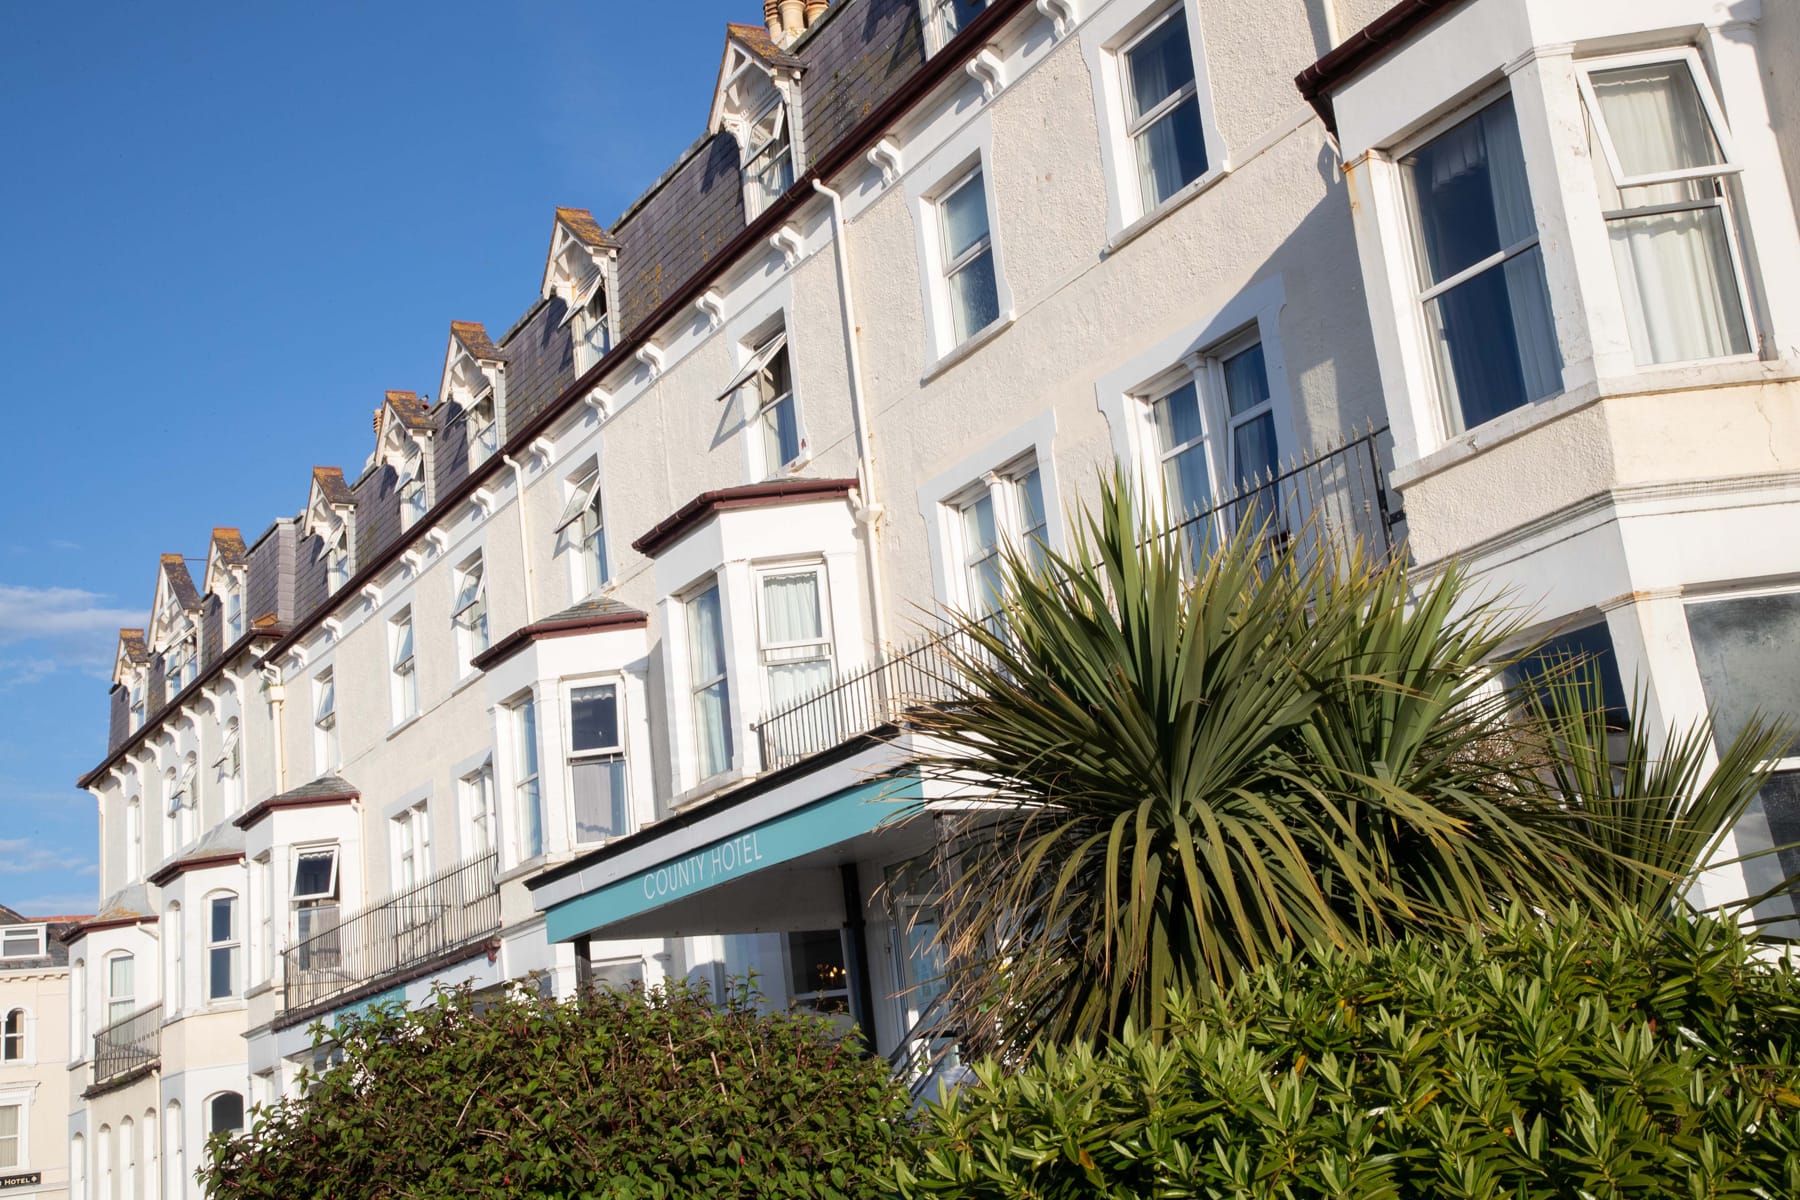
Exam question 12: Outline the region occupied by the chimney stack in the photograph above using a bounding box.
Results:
[768,0,826,47]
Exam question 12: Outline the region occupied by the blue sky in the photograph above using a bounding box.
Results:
[0,1,753,915]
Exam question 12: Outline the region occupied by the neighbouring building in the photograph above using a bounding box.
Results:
[0,907,83,1199]
[67,0,1799,1195]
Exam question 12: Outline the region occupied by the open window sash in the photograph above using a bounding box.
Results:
[555,476,600,534]
[1576,50,1739,189]
[557,271,609,328]
[452,565,487,629]
[291,847,340,901]
[713,331,789,405]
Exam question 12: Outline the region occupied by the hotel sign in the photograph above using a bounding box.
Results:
[546,773,921,943]
[0,1172,42,1189]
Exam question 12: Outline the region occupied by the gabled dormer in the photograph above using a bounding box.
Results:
[114,628,150,731]
[150,553,203,697]
[203,527,250,647]
[711,23,805,222]
[371,390,435,530]
[543,208,621,375]
[440,322,505,470]
[304,467,357,594]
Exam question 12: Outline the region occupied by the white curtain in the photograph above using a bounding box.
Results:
[1592,64,1750,364]
[687,588,733,778]
[762,573,832,714]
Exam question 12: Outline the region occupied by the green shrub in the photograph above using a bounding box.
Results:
[902,908,1800,1199]
[203,979,915,1200]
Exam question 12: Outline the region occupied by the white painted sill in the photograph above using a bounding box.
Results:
[920,311,1018,384]
[384,713,424,741]
[1103,164,1230,257]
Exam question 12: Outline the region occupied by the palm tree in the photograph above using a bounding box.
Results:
[906,474,1792,1053]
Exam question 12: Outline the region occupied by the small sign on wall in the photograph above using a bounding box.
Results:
[0,1172,42,1189]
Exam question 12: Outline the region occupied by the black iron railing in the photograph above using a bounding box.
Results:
[281,851,500,1014]
[92,1002,160,1086]
[754,427,1400,774]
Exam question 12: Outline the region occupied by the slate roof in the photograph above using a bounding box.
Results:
[450,321,504,362]
[554,207,620,252]
[117,629,149,664]
[0,906,81,969]
[725,21,804,70]
[161,554,203,611]
[146,821,246,885]
[312,466,355,506]
[539,596,649,625]
[384,390,433,431]
[210,528,248,566]
[271,774,359,803]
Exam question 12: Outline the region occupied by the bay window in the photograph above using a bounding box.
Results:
[686,582,734,782]
[938,167,1000,346]
[466,392,499,467]
[1578,51,1752,366]
[758,568,834,715]
[512,697,544,860]
[568,684,628,844]
[206,893,239,1001]
[1121,6,1208,212]
[1402,94,1562,433]
[291,846,340,962]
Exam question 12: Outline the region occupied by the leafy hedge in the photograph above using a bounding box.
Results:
[203,980,914,1200]
[902,908,1800,1199]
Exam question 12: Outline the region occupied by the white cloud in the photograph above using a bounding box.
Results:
[0,838,97,875]
[0,584,142,643]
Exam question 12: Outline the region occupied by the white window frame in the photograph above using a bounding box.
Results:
[204,891,240,1003]
[754,562,836,716]
[556,468,609,599]
[291,844,341,953]
[391,801,432,892]
[0,925,44,960]
[684,579,735,785]
[461,761,498,860]
[945,457,1048,615]
[749,329,806,478]
[124,797,142,880]
[129,680,145,731]
[510,695,545,863]
[934,165,1000,349]
[0,1095,27,1172]
[205,1092,245,1137]
[741,94,795,221]
[1143,327,1282,522]
[397,445,428,530]
[255,855,274,984]
[215,718,243,813]
[164,902,183,1015]
[290,845,341,903]
[564,679,630,846]
[452,554,490,669]
[1573,46,1757,368]
[104,951,135,1027]
[390,609,418,725]
[922,0,986,56]
[1117,4,1208,216]
[324,524,351,593]
[466,391,499,467]
[313,670,339,772]
[165,637,195,694]
[567,271,613,372]
[225,580,245,643]
[0,1009,23,1064]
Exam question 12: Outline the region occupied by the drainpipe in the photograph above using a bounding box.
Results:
[261,664,287,792]
[811,179,891,659]
[502,454,537,624]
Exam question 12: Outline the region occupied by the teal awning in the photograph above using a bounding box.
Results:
[544,773,921,943]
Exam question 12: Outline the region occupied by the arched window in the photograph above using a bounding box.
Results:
[120,1116,136,1200]
[164,904,183,1015]
[163,1102,182,1200]
[2,1008,25,1061]
[98,1124,113,1200]
[70,1132,85,1200]
[205,1092,243,1138]
[141,1110,158,1200]
[205,894,239,1001]
[105,952,135,1026]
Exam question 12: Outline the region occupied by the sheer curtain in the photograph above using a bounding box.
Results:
[762,573,832,713]
[688,587,733,780]
[1589,62,1750,365]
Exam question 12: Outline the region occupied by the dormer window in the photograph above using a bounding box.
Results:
[573,277,612,373]
[398,447,427,529]
[925,0,986,55]
[225,585,244,644]
[467,392,498,467]
[743,97,795,220]
[129,681,145,730]
[325,526,351,592]
[165,636,196,694]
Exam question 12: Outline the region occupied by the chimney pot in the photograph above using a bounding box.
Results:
[765,0,783,40]
[805,0,827,24]
[779,0,805,42]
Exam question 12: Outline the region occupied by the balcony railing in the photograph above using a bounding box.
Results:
[92,1002,161,1088]
[281,851,501,1015]
[755,427,1401,774]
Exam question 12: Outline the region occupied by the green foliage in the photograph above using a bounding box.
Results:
[201,979,915,1200]
[901,907,1800,1200]
[910,473,1793,1052]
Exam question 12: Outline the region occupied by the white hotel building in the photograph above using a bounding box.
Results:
[66,0,1800,1194]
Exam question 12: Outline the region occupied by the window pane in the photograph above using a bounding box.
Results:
[1505,622,1631,728]
[1221,343,1269,416]
[762,394,802,474]
[519,778,544,859]
[210,897,234,943]
[941,173,990,263]
[1687,593,1800,758]
[209,947,235,999]
[967,553,1005,615]
[767,659,834,713]
[787,929,849,1010]
[1753,771,1800,903]
[1230,411,1279,494]
[1608,206,1750,364]
[693,682,733,779]
[571,685,620,753]
[1407,96,1536,285]
[571,758,627,843]
[948,248,999,343]
[688,587,728,681]
[1135,96,1208,209]
[762,572,824,644]
[1426,245,1562,429]
[1018,468,1047,534]
[209,1093,244,1135]
[1589,62,1724,176]
[757,345,792,409]
[961,493,998,555]
[293,850,336,899]
[110,955,133,999]
[516,700,540,776]
[1153,380,1205,450]
[1162,443,1212,518]
[1125,10,1196,122]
